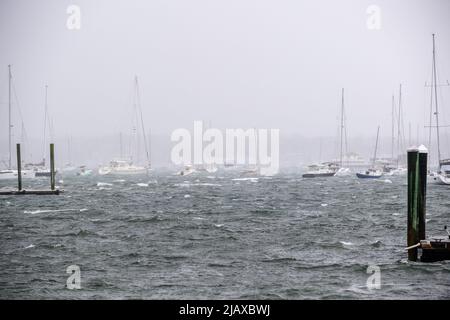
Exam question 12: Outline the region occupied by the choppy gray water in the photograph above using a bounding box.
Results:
[0,170,449,299]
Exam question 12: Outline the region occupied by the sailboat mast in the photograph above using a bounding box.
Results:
[391,94,395,161]
[119,132,123,159]
[397,84,402,167]
[432,33,442,169]
[373,126,380,167]
[340,88,344,168]
[42,85,48,164]
[135,76,150,168]
[8,65,12,169]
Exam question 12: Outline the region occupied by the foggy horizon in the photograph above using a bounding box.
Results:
[1,0,450,166]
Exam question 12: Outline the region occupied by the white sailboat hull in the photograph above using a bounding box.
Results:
[0,169,36,180]
[428,172,450,185]
[98,167,148,176]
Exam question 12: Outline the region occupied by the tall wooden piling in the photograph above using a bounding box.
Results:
[16,143,22,191]
[418,146,428,241]
[407,145,428,261]
[50,143,55,191]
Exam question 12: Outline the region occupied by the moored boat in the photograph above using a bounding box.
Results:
[302,162,338,178]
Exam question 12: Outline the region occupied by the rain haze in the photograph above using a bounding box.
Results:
[1,0,450,167]
[2,0,450,302]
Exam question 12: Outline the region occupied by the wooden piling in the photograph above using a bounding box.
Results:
[16,143,22,191]
[407,145,428,261]
[0,142,62,196]
[418,146,428,241]
[50,143,55,191]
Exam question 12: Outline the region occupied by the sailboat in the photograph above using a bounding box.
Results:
[426,34,450,185]
[98,76,150,176]
[176,164,196,176]
[335,88,351,175]
[303,88,349,178]
[25,84,55,178]
[356,126,383,179]
[240,128,260,177]
[0,65,35,180]
[384,86,407,176]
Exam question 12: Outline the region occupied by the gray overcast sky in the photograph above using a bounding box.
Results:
[1,0,449,149]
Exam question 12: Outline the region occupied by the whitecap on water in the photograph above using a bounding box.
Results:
[193,183,222,187]
[136,183,149,187]
[321,203,328,207]
[174,182,191,187]
[24,208,87,214]
[214,224,224,228]
[232,178,258,182]
[184,194,191,198]
[97,182,113,187]
[340,241,354,246]
[24,244,35,249]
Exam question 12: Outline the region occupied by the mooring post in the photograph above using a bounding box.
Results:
[418,145,428,241]
[407,145,428,261]
[16,143,22,191]
[50,143,55,191]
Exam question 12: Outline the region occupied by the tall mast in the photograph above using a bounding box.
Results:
[119,132,123,159]
[67,136,72,165]
[408,122,411,147]
[135,76,150,169]
[373,126,380,167]
[42,84,48,164]
[340,88,344,168]
[8,65,12,169]
[391,94,395,161]
[432,33,442,169]
[397,84,402,167]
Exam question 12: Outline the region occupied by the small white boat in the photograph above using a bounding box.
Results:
[356,168,383,179]
[99,159,148,176]
[0,169,36,180]
[357,126,382,179]
[429,162,450,185]
[76,166,93,176]
[432,172,450,185]
[302,162,338,178]
[177,165,196,176]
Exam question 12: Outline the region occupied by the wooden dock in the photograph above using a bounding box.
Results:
[0,143,62,196]
[0,189,62,195]
[420,238,450,262]
[406,146,450,262]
